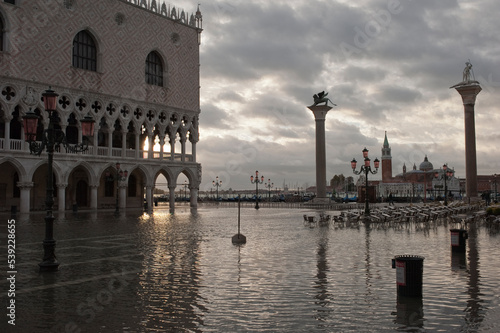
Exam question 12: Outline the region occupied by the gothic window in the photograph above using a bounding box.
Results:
[72,30,97,71]
[145,51,163,86]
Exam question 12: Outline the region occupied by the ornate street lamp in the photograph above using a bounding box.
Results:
[494,174,498,204]
[22,87,95,272]
[212,176,222,203]
[351,147,379,217]
[106,163,128,214]
[250,170,264,209]
[434,164,454,206]
[265,178,274,202]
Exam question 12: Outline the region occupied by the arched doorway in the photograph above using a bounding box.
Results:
[68,166,91,210]
[76,179,88,207]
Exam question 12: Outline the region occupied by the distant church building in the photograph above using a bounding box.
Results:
[378,132,460,200]
[0,0,203,213]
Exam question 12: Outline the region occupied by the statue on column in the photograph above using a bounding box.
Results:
[312,91,336,107]
[450,61,480,88]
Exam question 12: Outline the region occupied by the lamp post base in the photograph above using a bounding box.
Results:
[39,238,59,272]
[232,233,247,244]
[39,261,60,272]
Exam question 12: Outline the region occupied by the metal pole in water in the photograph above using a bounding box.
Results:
[232,195,247,244]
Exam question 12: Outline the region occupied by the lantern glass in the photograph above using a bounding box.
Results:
[116,163,120,170]
[351,158,357,170]
[374,158,380,169]
[443,164,447,171]
[260,176,264,183]
[81,114,95,137]
[362,148,369,158]
[42,88,59,111]
[364,157,370,167]
[250,176,254,182]
[434,172,439,178]
[22,110,40,141]
[124,170,128,178]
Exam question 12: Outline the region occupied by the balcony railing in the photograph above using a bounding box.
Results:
[0,139,194,162]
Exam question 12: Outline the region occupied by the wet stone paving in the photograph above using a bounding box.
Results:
[1,205,500,332]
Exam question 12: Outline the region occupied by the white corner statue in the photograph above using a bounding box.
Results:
[312,91,336,107]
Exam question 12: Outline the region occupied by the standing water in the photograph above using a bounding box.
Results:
[1,206,500,332]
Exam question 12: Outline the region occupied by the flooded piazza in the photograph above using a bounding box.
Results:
[1,205,500,332]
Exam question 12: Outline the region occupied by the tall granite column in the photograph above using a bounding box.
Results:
[308,105,333,203]
[454,84,481,200]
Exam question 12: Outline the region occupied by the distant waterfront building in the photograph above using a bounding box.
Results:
[0,0,203,213]
[368,133,460,200]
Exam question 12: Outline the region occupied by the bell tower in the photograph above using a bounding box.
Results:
[381,131,392,183]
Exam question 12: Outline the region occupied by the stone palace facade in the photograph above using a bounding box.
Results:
[0,0,203,213]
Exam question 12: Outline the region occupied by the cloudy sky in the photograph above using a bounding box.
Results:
[179,0,500,192]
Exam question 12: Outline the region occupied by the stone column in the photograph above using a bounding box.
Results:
[307,105,333,203]
[145,185,153,211]
[170,137,175,161]
[147,134,153,159]
[108,130,113,157]
[191,141,197,162]
[4,118,11,150]
[93,128,99,155]
[121,131,127,157]
[169,185,176,214]
[454,84,481,200]
[18,182,34,214]
[189,186,198,209]
[57,183,67,212]
[119,183,127,209]
[90,185,98,210]
[181,135,186,162]
[135,132,141,159]
[159,135,165,161]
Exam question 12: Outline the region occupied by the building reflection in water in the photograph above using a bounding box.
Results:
[135,212,207,332]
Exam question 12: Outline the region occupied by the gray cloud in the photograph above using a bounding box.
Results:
[195,0,500,190]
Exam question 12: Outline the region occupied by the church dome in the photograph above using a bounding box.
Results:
[419,155,433,171]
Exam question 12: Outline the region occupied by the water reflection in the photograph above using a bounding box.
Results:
[4,208,500,332]
[135,212,206,332]
[394,296,424,328]
[464,223,483,330]
[313,226,331,323]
